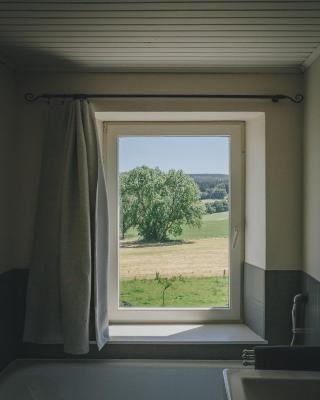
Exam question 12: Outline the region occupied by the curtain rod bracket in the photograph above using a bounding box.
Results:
[24,92,304,104]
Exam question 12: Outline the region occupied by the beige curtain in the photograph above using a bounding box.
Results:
[23,100,109,354]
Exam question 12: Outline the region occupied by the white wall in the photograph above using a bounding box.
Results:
[245,114,266,269]
[15,72,303,271]
[303,57,320,281]
[0,63,17,273]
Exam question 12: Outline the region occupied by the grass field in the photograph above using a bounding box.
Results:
[123,211,229,242]
[120,211,229,308]
[176,212,229,240]
[120,276,229,308]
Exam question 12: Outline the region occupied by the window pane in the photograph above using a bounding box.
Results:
[118,136,230,308]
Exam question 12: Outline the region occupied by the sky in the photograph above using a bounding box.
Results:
[119,136,229,174]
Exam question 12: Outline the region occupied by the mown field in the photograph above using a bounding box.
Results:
[120,211,229,308]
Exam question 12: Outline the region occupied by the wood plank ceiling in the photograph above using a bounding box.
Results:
[0,0,320,72]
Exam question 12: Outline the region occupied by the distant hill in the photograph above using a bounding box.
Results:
[189,174,229,185]
[189,174,229,199]
[189,174,229,190]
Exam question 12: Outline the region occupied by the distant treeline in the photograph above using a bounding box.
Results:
[120,170,229,201]
[189,174,229,200]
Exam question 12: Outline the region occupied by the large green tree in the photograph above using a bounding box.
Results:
[120,166,205,241]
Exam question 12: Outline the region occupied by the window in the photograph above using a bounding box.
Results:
[103,122,244,323]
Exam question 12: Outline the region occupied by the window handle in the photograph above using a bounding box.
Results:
[232,225,240,249]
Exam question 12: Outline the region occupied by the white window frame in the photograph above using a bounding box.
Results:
[103,121,245,323]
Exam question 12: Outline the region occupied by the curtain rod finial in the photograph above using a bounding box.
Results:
[25,93,38,102]
[293,94,304,104]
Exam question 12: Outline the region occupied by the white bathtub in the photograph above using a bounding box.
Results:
[0,359,240,400]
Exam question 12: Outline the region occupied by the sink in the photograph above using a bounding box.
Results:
[223,368,320,400]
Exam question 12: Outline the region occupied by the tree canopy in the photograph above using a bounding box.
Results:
[120,166,205,241]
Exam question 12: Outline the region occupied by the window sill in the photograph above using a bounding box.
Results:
[108,324,267,345]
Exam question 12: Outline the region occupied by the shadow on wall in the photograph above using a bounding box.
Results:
[0,269,28,370]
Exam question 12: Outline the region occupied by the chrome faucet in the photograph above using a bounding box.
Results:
[291,293,308,346]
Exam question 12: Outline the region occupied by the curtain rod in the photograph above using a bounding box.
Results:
[24,92,304,104]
